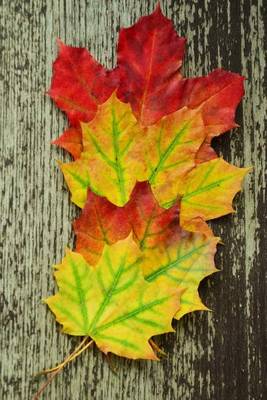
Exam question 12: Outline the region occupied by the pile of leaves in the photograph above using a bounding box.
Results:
[35,5,249,398]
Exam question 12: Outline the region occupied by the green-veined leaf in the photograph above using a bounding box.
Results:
[46,235,180,360]
[142,232,219,319]
[180,158,250,234]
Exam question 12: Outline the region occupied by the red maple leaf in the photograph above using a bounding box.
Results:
[74,182,179,265]
[117,6,244,160]
[117,4,186,126]
[73,189,131,266]
[49,39,118,158]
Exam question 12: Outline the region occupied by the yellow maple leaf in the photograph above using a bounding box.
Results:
[180,158,251,234]
[60,93,146,207]
[142,232,219,319]
[143,107,207,207]
[46,235,180,360]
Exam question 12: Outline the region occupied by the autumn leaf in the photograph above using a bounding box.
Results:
[74,182,179,265]
[49,39,118,126]
[180,158,250,234]
[49,39,118,156]
[46,235,180,360]
[186,69,245,164]
[177,69,244,135]
[61,93,146,207]
[52,126,82,160]
[126,182,179,250]
[142,232,219,319]
[81,93,147,206]
[142,107,208,208]
[73,189,131,265]
[117,5,244,133]
[117,5,186,126]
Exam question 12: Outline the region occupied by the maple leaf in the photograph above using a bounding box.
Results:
[142,232,219,319]
[117,6,244,135]
[142,106,211,207]
[46,235,180,360]
[178,69,244,135]
[180,158,250,235]
[49,39,118,156]
[49,39,118,126]
[73,189,131,266]
[61,93,146,207]
[117,5,186,126]
[187,69,245,164]
[74,182,179,265]
[126,181,179,250]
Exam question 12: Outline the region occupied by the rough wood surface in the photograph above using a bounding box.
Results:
[1,1,266,399]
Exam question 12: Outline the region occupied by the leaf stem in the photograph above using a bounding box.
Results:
[149,339,166,357]
[36,337,87,376]
[33,338,94,399]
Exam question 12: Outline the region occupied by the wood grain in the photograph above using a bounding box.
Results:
[1,0,266,399]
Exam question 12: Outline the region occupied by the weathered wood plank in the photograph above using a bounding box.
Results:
[1,0,266,399]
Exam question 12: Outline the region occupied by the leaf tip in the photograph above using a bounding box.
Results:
[154,2,163,14]
[56,37,64,50]
[204,306,213,313]
[51,137,59,145]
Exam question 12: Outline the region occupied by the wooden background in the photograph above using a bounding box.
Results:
[1,0,266,399]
